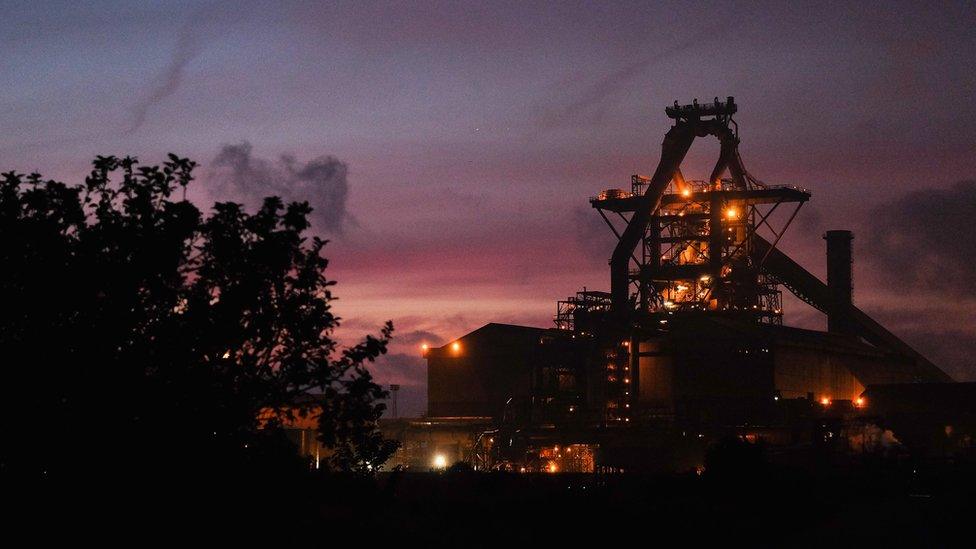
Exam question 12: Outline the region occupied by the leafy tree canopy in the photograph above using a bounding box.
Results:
[0,154,397,479]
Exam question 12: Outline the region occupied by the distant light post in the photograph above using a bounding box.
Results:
[389,384,400,418]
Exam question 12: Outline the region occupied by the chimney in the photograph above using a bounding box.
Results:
[824,230,854,334]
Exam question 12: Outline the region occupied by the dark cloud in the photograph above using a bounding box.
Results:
[370,352,428,417]
[207,142,352,234]
[863,181,976,380]
[372,352,426,385]
[890,327,975,382]
[393,330,444,347]
[868,180,976,288]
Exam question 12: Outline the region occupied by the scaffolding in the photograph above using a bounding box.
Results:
[555,289,612,331]
[589,97,809,324]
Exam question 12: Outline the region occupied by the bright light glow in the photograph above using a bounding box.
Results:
[681,188,691,198]
[548,462,558,473]
[700,275,711,282]
[820,397,831,406]
[854,397,865,407]
[420,343,429,352]
[451,342,461,353]
[432,454,448,469]
[222,351,231,359]
[726,207,738,219]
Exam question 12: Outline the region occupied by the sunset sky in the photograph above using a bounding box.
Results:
[3,0,974,415]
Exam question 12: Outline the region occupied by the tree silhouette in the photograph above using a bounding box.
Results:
[0,154,397,479]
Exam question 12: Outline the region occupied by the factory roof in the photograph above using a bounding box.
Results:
[426,323,552,356]
[659,314,947,383]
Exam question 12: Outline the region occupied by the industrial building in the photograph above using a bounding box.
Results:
[426,323,551,419]
[415,98,967,473]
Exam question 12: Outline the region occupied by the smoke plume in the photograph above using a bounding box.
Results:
[208,142,352,234]
[126,24,203,134]
[534,19,734,132]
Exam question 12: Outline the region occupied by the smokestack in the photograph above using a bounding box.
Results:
[824,230,854,334]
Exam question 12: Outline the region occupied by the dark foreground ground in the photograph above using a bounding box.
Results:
[16,461,976,546]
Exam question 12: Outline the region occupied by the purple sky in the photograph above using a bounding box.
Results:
[3,1,975,415]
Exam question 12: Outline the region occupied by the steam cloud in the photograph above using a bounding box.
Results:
[208,142,352,234]
[869,180,976,288]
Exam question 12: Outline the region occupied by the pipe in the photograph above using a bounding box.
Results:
[610,123,695,312]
